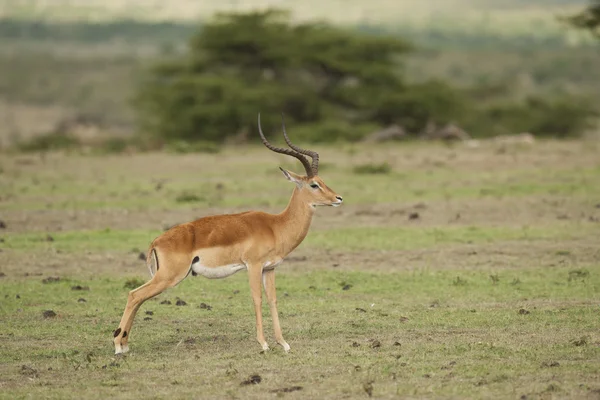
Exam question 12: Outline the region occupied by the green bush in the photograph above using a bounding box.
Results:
[167,140,221,154]
[133,9,470,144]
[17,132,80,152]
[472,95,598,137]
[353,162,392,175]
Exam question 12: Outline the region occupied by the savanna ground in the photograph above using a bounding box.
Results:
[1,139,599,399]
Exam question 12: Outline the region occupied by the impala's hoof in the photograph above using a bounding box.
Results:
[261,342,270,351]
[114,344,129,355]
[282,342,291,353]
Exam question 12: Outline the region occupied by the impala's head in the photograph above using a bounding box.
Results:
[258,113,343,208]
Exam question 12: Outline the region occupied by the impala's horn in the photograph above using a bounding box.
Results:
[280,113,319,176]
[257,113,314,177]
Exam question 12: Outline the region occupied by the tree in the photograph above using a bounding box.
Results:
[133,9,464,143]
[562,0,600,37]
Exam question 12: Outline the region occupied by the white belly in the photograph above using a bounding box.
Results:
[191,261,247,279]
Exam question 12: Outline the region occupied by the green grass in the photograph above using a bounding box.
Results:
[1,151,598,211]
[2,222,597,253]
[0,266,598,399]
[1,141,599,398]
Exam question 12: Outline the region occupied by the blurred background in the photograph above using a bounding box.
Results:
[0,0,598,151]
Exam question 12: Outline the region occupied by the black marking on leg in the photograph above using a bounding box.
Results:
[153,248,160,271]
[192,256,199,264]
[114,328,121,337]
[192,270,198,276]
[122,330,127,338]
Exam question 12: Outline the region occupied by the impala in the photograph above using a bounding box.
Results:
[113,114,343,354]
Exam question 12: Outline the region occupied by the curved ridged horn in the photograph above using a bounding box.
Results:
[258,113,314,177]
[281,113,319,176]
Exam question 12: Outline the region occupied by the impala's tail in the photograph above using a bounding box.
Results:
[147,248,159,277]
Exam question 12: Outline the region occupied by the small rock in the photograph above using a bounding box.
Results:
[342,284,352,291]
[393,341,401,346]
[352,341,361,347]
[42,276,60,284]
[240,374,262,386]
[77,298,86,303]
[175,299,187,306]
[160,300,172,305]
[408,212,420,220]
[370,339,381,348]
[144,317,152,321]
[518,308,530,315]
[71,285,89,291]
[363,124,407,143]
[138,252,146,261]
[42,310,57,318]
[145,310,154,315]
[399,316,409,322]
[199,303,212,310]
[0,220,6,229]
[355,308,367,313]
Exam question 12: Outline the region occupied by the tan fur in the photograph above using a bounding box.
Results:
[113,166,342,354]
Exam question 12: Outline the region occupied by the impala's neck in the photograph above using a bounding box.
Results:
[274,187,315,256]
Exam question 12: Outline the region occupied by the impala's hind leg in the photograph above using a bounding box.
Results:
[113,254,190,354]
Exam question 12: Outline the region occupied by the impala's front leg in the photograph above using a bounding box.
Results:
[248,263,269,351]
[263,268,290,352]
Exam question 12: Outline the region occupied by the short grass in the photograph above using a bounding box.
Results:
[1,139,599,399]
[1,267,598,399]
[2,223,597,253]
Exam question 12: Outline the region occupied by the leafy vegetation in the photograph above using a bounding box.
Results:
[562,0,600,36]
[133,9,446,143]
[131,9,598,145]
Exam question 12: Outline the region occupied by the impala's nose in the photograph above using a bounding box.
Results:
[335,196,343,202]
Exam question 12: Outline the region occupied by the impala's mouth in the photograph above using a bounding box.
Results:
[313,201,343,208]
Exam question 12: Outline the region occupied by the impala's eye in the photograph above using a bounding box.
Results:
[310,182,320,189]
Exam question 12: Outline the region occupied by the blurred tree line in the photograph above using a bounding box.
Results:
[563,0,600,37]
[134,9,598,144]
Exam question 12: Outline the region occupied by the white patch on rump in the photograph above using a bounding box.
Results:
[191,258,246,279]
[263,259,282,270]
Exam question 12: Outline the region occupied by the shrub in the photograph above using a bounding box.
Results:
[353,162,392,175]
[17,132,80,152]
[133,9,468,144]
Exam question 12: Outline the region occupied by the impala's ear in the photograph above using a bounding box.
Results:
[279,167,303,187]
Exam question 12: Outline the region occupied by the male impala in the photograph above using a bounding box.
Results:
[113,114,343,354]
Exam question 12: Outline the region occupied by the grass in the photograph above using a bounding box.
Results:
[0,267,598,399]
[1,143,599,211]
[0,140,599,398]
[3,223,596,253]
